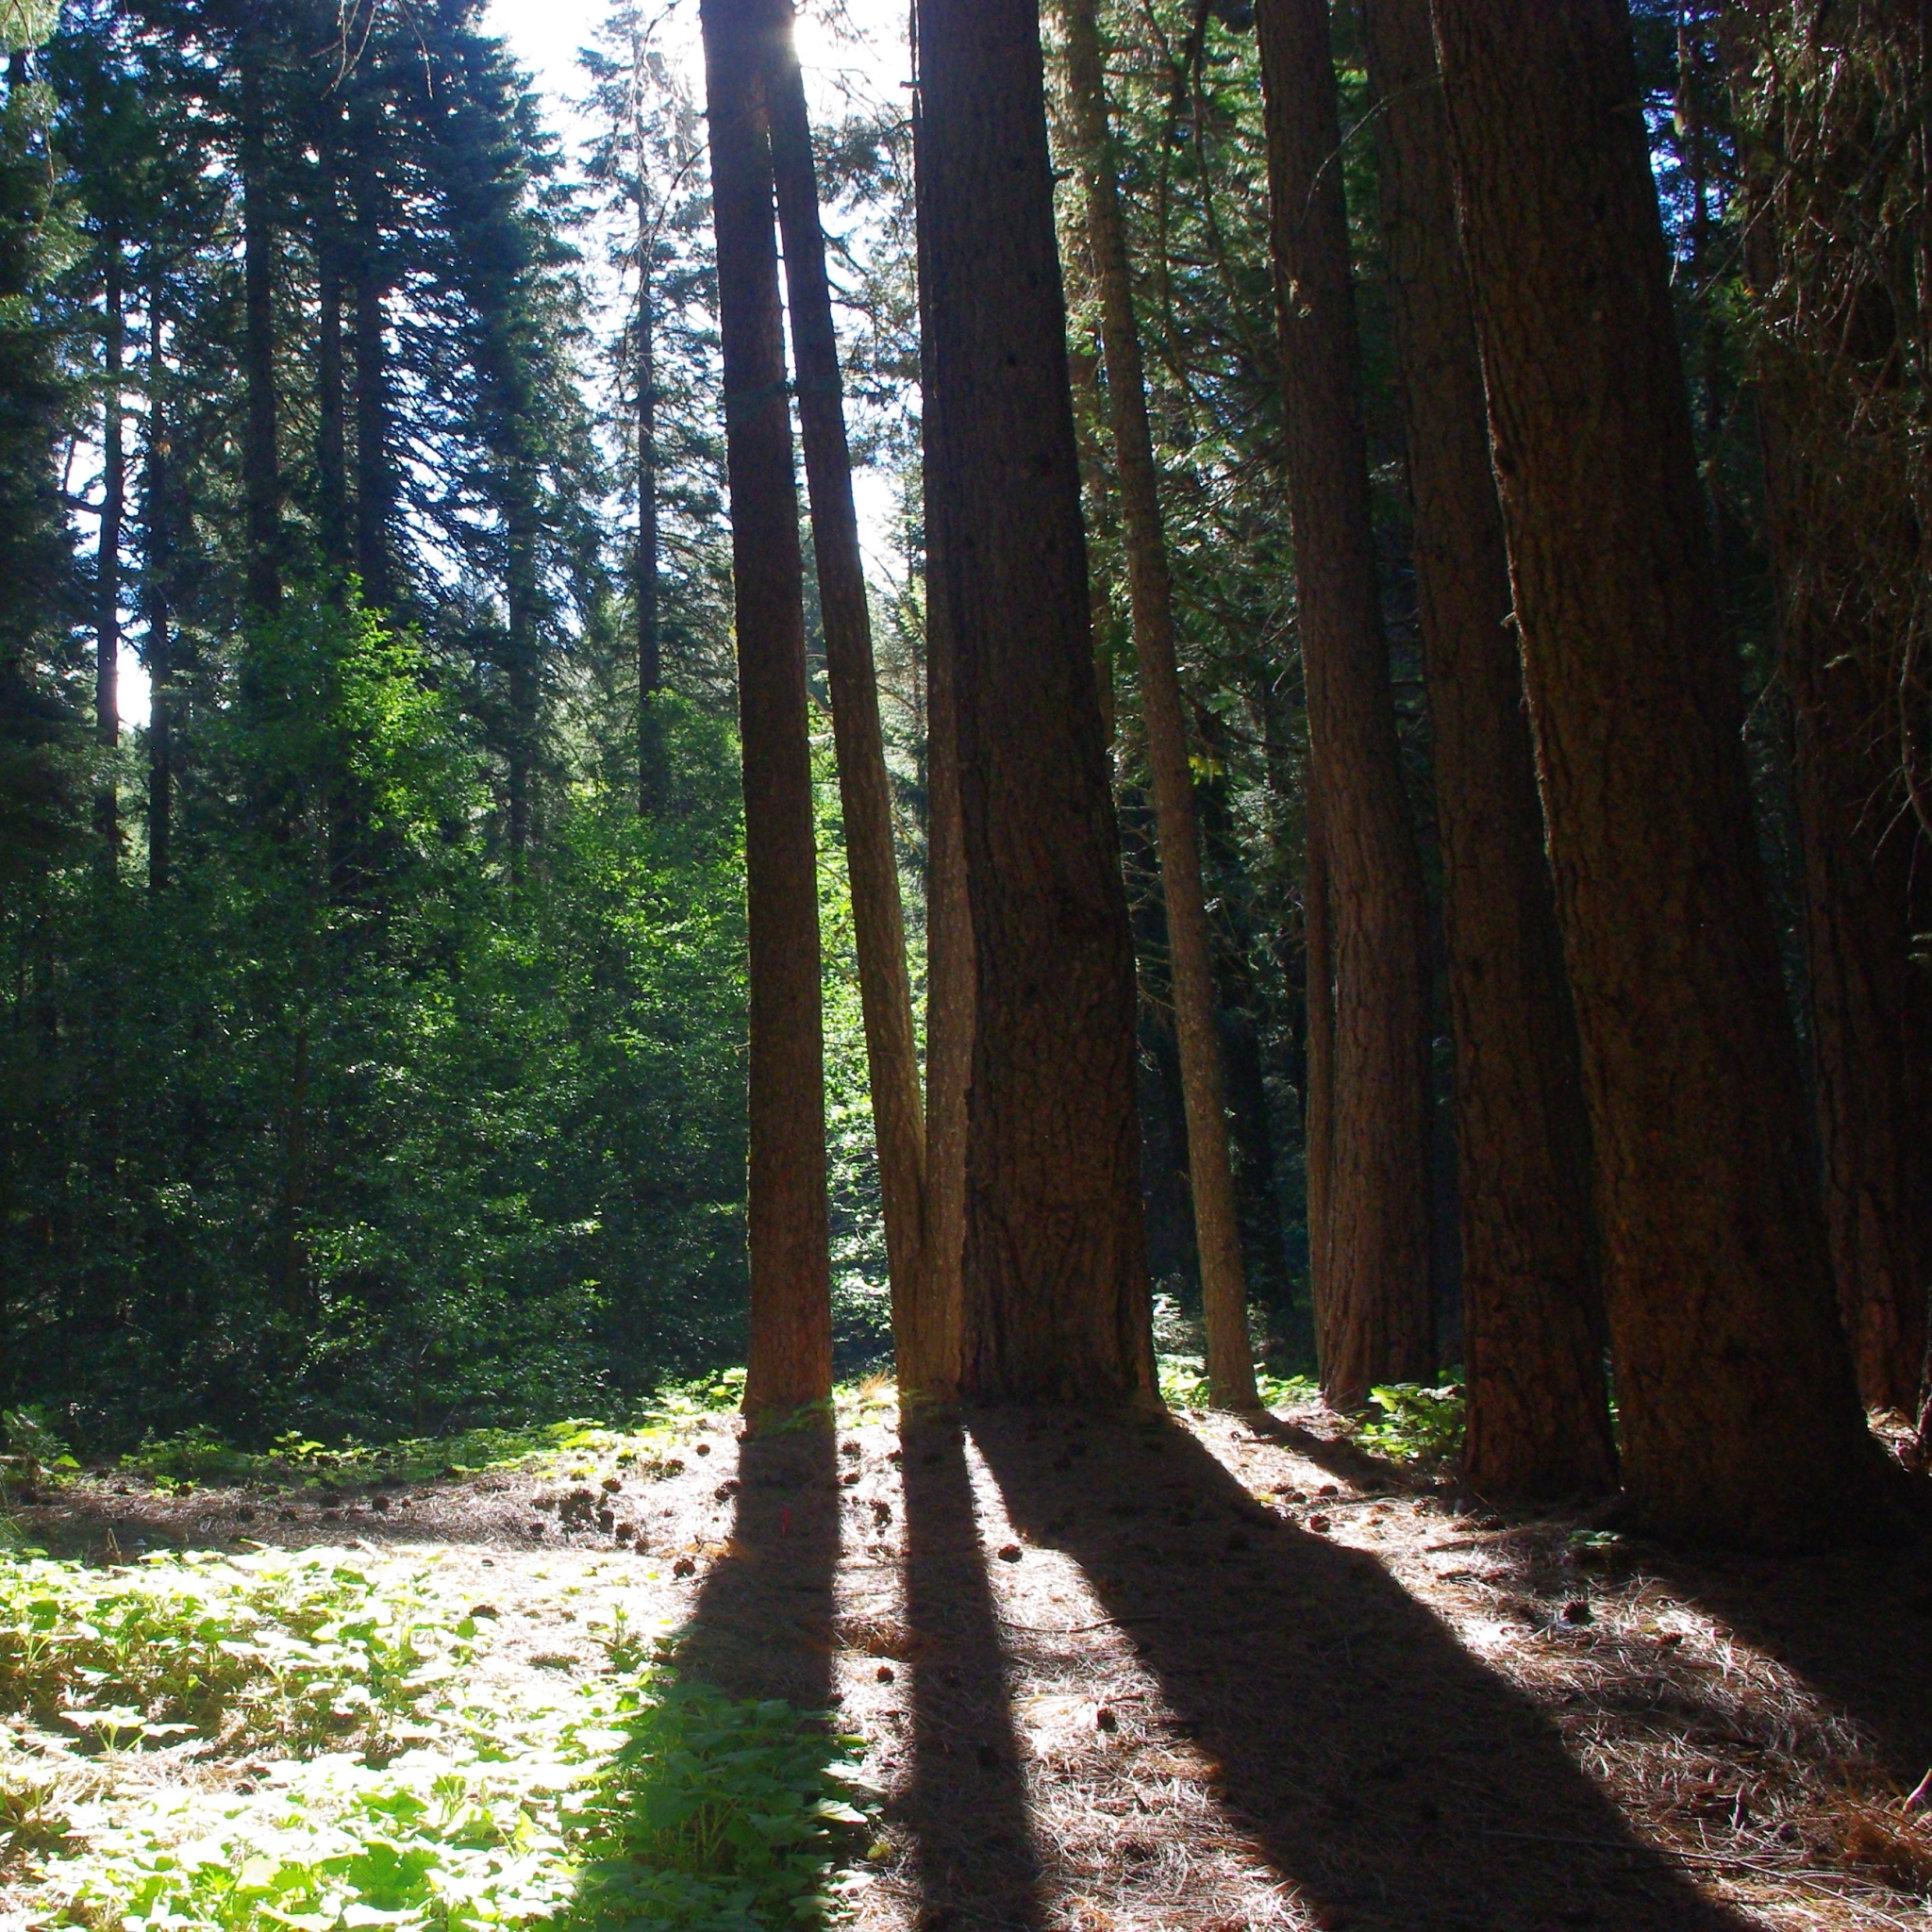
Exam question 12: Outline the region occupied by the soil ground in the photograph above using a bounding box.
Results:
[11,1395,1932,1932]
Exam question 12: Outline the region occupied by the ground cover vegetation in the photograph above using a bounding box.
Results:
[4,0,1932,1924]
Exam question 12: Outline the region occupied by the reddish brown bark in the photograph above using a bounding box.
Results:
[761,0,931,1397]
[920,0,1156,1405]
[1362,0,1614,1498]
[1432,0,1897,1545]
[700,0,832,1418]
[1060,0,1259,1411]
[1256,0,1434,1408]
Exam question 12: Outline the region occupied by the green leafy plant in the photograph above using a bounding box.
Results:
[1353,1382,1467,1466]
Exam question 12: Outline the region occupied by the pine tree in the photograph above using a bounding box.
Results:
[920,0,1155,1405]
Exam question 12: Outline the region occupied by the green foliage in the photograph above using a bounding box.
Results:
[0,1543,873,1931]
[1353,1382,1467,1467]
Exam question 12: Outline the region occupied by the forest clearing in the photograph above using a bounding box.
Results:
[7,1390,1932,1930]
[6,0,1932,1925]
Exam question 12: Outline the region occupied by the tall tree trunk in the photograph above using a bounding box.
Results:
[913,60,968,1403]
[1255,0,1433,1408]
[351,235,391,608]
[635,223,664,812]
[238,2,281,614]
[316,107,350,576]
[1361,0,1613,1497]
[700,0,832,1418]
[1058,0,1257,1411]
[95,242,124,862]
[145,281,172,892]
[921,0,1155,1407]
[1725,0,1932,1424]
[762,0,931,1392]
[1431,0,1897,1547]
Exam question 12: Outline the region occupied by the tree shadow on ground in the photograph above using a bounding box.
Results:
[677,1421,841,1708]
[1242,1408,1432,1493]
[1642,1539,1932,1785]
[897,1412,1041,1931]
[971,1406,1755,1932]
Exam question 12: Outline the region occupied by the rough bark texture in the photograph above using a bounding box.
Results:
[920,0,1155,1406]
[700,0,832,1418]
[1060,0,1258,1412]
[764,0,931,1393]
[1362,0,1614,1498]
[95,243,123,859]
[1431,0,1896,1546]
[1256,0,1434,1408]
[238,4,280,614]
[913,58,968,1405]
[1724,0,1932,1421]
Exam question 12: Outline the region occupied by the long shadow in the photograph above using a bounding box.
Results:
[1641,1538,1932,1787]
[972,1407,1755,1932]
[898,1411,1041,1931]
[1244,1408,1432,1493]
[677,1420,841,1708]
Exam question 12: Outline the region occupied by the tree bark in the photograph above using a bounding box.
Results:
[1431,0,1898,1546]
[920,0,1156,1406]
[1725,0,1932,1424]
[348,55,392,610]
[1361,0,1613,1497]
[762,0,931,1394]
[95,242,123,862]
[700,0,832,1418]
[315,98,350,576]
[635,213,664,813]
[1256,0,1434,1408]
[145,281,172,892]
[1059,0,1257,1410]
[238,1,281,614]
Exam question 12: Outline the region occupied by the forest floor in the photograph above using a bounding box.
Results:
[8,1391,1932,1932]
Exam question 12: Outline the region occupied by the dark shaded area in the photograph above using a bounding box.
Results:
[897,1413,1041,1930]
[1647,1541,1932,1787]
[679,1423,841,1708]
[971,1407,1752,1932]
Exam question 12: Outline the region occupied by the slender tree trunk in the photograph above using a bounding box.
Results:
[1301,778,1335,1343]
[762,0,931,1392]
[95,242,124,862]
[635,223,664,813]
[352,249,391,607]
[700,0,832,1418]
[921,0,1155,1406]
[238,3,281,614]
[1361,0,1613,1497]
[1059,0,1257,1410]
[913,55,968,1403]
[145,282,172,893]
[1431,0,1897,1547]
[316,112,350,576]
[1256,0,1433,1408]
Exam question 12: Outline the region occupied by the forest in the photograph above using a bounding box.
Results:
[3,0,1932,1927]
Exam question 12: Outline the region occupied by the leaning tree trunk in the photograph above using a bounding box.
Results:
[1255,0,1434,1409]
[1431,0,1898,1547]
[762,0,931,1396]
[1059,0,1259,1412]
[920,0,1156,1406]
[95,241,124,864]
[699,0,832,1418]
[238,2,280,614]
[1362,0,1614,1498]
